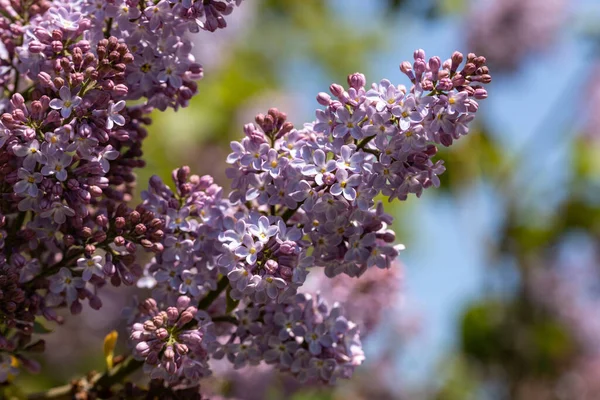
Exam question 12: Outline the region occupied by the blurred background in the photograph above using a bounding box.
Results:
[17,0,600,399]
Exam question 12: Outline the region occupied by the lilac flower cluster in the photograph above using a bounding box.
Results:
[214,293,364,384]
[0,0,244,383]
[14,0,243,110]
[131,296,211,382]
[0,0,491,392]
[224,50,490,281]
[127,49,491,388]
[136,167,227,307]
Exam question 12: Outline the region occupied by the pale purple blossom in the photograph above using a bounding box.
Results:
[49,87,82,119]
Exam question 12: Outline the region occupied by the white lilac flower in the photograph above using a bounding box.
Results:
[106,101,126,129]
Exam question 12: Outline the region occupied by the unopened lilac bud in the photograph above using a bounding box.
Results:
[347,73,366,90]
[473,88,488,99]
[451,51,463,71]
[316,92,331,106]
[155,328,168,340]
[414,49,426,60]
[115,217,126,229]
[176,296,191,309]
[462,63,477,75]
[428,56,441,72]
[63,235,75,247]
[113,236,125,247]
[89,295,102,310]
[93,231,107,243]
[145,351,159,365]
[96,215,108,228]
[329,83,345,98]
[134,224,146,235]
[177,311,194,327]
[51,41,63,53]
[143,320,157,331]
[28,41,45,53]
[175,343,189,355]
[81,227,93,239]
[166,307,179,322]
[135,341,150,356]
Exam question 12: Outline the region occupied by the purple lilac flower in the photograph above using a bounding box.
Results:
[49,86,82,119]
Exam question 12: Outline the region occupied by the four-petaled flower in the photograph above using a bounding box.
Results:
[49,86,82,118]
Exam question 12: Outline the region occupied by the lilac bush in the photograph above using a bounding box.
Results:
[0,0,491,397]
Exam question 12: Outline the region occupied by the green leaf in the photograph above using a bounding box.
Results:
[33,319,52,334]
[226,285,239,314]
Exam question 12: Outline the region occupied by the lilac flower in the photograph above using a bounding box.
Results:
[77,255,104,281]
[248,216,278,243]
[335,145,364,173]
[447,91,469,114]
[95,145,120,173]
[167,208,191,232]
[47,7,82,31]
[301,149,336,186]
[40,202,76,224]
[333,108,366,139]
[234,235,263,265]
[13,140,44,170]
[157,56,186,88]
[330,169,362,201]
[263,149,288,178]
[365,79,405,111]
[49,87,82,118]
[106,101,126,129]
[14,168,42,197]
[0,126,10,148]
[41,152,72,181]
[263,337,298,366]
[260,275,287,299]
[49,268,85,304]
[391,94,422,130]
[179,270,201,297]
[144,0,173,31]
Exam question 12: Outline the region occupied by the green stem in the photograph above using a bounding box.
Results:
[27,384,72,400]
[356,134,375,150]
[26,248,84,288]
[197,276,229,310]
[92,357,144,393]
[104,18,113,39]
[26,357,143,400]
[281,199,305,222]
